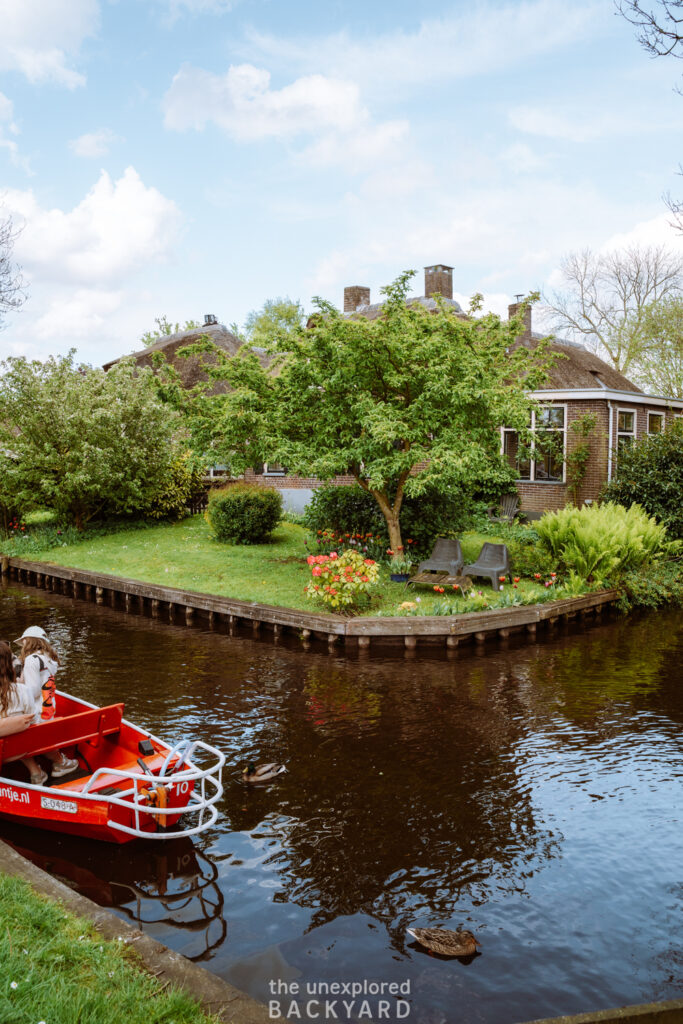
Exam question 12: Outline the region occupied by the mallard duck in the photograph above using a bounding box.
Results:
[242,762,287,784]
[407,927,480,957]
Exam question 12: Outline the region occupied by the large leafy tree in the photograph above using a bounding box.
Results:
[0,352,182,528]
[190,272,555,552]
[633,296,683,396]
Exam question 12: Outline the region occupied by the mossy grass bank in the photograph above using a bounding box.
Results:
[1,516,589,617]
[0,872,218,1024]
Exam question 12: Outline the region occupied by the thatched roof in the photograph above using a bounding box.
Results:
[521,336,643,392]
[344,294,465,322]
[103,323,245,394]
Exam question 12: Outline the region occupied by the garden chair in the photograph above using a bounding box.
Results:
[407,538,464,587]
[488,493,520,525]
[462,542,511,592]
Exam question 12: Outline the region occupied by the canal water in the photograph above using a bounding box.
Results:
[1,579,682,1024]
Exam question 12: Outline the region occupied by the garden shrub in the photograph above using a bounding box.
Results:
[615,557,683,612]
[302,483,477,556]
[602,422,683,538]
[536,502,674,583]
[143,449,207,520]
[207,483,282,544]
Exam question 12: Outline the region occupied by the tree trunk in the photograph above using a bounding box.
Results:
[352,472,408,558]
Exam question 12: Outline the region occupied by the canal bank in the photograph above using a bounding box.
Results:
[0,839,274,1024]
[3,557,619,655]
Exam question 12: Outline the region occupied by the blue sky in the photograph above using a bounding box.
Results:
[1,0,683,366]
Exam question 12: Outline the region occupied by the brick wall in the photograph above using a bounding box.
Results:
[515,400,681,516]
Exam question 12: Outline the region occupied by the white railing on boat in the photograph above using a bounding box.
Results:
[78,738,225,839]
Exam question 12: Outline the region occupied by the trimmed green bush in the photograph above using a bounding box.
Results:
[206,483,282,544]
[602,422,683,538]
[536,502,674,583]
[302,483,477,557]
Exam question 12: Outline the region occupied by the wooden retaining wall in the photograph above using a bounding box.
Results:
[1,557,619,656]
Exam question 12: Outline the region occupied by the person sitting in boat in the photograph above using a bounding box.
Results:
[0,641,56,785]
[15,626,78,780]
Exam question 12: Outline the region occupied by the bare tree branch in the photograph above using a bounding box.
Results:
[0,212,26,330]
[544,244,683,372]
[617,0,683,58]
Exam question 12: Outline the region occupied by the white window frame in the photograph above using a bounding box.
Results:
[263,462,286,476]
[648,411,665,434]
[616,407,637,448]
[501,404,567,484]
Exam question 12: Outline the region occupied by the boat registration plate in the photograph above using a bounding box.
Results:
[41,796,78,814]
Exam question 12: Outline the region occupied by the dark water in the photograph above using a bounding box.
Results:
[1,580,682,1024]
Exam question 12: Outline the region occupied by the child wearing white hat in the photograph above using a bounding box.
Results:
[15,626,78,780]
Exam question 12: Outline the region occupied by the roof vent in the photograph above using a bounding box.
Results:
[204,314,218,326]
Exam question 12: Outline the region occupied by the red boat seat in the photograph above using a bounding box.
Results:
[0,703,124,765]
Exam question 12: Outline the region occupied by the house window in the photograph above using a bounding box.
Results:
[648,412,664,434]
[616,409,636,449]
[263,462,286,476]
[502,406,566,483]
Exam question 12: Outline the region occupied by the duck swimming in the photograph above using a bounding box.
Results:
[407,928,481,957]
[242,762,287,783]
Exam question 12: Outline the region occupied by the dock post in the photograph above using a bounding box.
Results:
[95,587,104,604]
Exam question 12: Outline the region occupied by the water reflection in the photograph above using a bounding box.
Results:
[1,580,682,1023]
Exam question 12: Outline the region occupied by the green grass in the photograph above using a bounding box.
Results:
[1,516,589,617]
[0,873,219,1024]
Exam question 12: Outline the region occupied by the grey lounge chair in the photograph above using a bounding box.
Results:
[488,493,519,525]
[415,537,464,576]
[462,542,511,591]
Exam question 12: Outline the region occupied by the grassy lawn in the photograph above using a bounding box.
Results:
[2,516,583,617]
[0,873,218,1024]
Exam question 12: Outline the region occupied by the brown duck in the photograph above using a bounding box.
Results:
[242,762,287,783]
[407,928,481,957]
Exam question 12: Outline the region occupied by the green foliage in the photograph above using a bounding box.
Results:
[615,557,683,611]
[206,483,282,544]
[304,548,381,610]
[190,273,555,551]
[143,449,207,520]
[633,297,683,399]
[536,502,673,583]
[302,482,477,557]
[0,351,182,529]
[240,297,306,348]
[602,422,683,537]
[566,412,599,505]
[140,315,201,347]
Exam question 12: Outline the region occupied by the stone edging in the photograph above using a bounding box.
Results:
[3,557,620,654]
[0,839,274,1024]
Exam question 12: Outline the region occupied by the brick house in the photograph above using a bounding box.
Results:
[107,277,683,515]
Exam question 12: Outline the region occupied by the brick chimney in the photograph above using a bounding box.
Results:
[424,264,453,299]
[344,285,371,312]
[508,299,532,343]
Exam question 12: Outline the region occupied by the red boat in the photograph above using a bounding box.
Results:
[0,692,225,843]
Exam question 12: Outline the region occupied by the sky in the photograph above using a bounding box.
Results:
[1,0,683,367]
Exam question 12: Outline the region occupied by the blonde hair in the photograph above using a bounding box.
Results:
[20,636,60,666]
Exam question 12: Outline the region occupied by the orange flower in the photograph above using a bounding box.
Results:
[499,576,506,582]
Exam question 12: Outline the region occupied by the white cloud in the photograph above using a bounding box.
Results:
[163,0,236,14]
[69,128,121,158]
[245,0,604,93]
[6,166,181,285]
[0,89,29,171]
[166,63,375,139]
[0,0,98,88]
[33,288,123,340]
[509,105,601,143]
[163,62,407,170]
[601,213,683,254]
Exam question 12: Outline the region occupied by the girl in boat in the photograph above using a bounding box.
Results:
[15,626,78,780]
[0,641,52,784]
